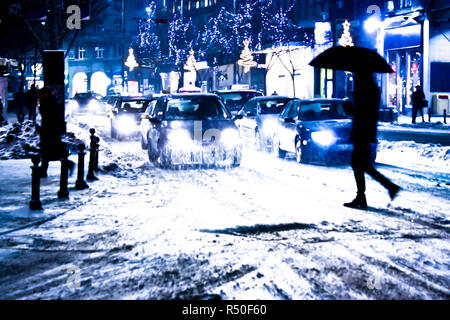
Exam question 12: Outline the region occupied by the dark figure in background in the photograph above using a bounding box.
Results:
[411,85,426,124]
[0,96,6,125]
[26,84,38,121]
[344,72,400,210]
[37,87,73,177]
[14,88,26,123]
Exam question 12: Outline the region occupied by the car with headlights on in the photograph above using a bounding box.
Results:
[211,89,263,115]
[139,94,242,168]
[69,91,103,113]
[234,96,294,151]
[109,96,157,140]
[272,99,353,165]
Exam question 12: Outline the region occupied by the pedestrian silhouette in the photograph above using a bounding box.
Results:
[0,96,6,125]
[14,88,26,123]
[26,84,38,121]
[411,85,426,123]
[344,72,400,209]
[37,87,73,177]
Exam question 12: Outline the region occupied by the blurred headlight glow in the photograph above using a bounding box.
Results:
[68,100,79,111]
[311,130,336,146]
[167,129,192,149]
[88,99,99,111]
[262,119,278,133]
[221,128,240,147]
[117,115,136,135]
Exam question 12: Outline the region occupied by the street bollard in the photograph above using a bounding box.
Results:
[94,134,100,172]
[428,107,431,122]
[444,110,447,124]
[75,143,89,190]
[57,147,70,199]
[29,154,42,210]
[86,129,99,181]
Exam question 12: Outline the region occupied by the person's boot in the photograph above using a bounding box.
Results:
[389,184,401,201]
[344,193,368,210]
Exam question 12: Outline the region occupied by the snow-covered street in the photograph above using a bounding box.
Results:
[0,112,449,300]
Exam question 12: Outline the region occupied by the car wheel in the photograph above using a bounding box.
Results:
[232,149,242,167]
[110,122,116,139]
[272,135,286,159]
[159,149,172,169]
[141,135,148,150]
[147,140,158,163]
[296,139,308,164]
[255,130,262,151]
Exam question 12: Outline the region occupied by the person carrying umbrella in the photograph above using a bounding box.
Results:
[310,46,400,209]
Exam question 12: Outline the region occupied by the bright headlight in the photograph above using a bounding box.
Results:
[68,100,79,111]
[221,128,240,147]
[262,119,278,133]
[116,115,136,134]
[311,130,337,146]
[167,129,192,148]
[88,99,99,111]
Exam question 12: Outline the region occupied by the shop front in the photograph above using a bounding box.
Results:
[384,19,422,115]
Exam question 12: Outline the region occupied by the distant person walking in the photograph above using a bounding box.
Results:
[37,87,72,177]
[14,88,26,123]
[26,84,38,121]
[411,85,426,124]
[344,72,400,210]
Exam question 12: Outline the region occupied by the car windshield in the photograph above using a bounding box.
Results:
[299,102,348,121]
[164,96,230,120]
[218,92,260,111]
[259,99,291,115]
[119,100,150,113]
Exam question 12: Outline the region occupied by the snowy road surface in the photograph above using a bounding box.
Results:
[0,112,449,299]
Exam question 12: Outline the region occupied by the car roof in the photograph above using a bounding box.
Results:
[290,98,347,103]
[120,96,155,101]
[213,90,261,93]
[166,93,221,98]
[250,96,293,100]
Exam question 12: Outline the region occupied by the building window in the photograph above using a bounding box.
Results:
[95,46,104,58]
[77,46,86,60]
[113,44,121,58]
[95,24,103,33]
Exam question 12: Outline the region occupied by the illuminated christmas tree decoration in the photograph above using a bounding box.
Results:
[125,48,139,71]
[184,49,198,72]
[238,40,257,73]
[339,20,354,47]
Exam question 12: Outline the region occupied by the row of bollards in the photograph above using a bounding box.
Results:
[29,128,100,210]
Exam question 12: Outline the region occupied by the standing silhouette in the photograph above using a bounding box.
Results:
[26,84,38,121]
[344,72,400,209]
[37,87,68,177]
[411,85,426,123]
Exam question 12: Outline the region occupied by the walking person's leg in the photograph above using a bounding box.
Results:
[419,107,425,122]
[344,144,368,209]
[365,165,400,200]
[412,107,417,124]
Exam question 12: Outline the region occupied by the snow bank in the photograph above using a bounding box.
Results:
[0,120,90,160]
[377,140,450,170]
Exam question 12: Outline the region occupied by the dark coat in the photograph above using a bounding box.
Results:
[411,89,425,109]
[350,78,380,144]
[38,95,66,161]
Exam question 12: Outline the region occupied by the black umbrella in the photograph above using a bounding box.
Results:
[309,46,394,73]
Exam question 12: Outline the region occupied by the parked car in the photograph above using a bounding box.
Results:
[109,96,157,140]
[139,94,242,168]
[211,89,263,115]
[272,98,354,165]
[234,96,295,151]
